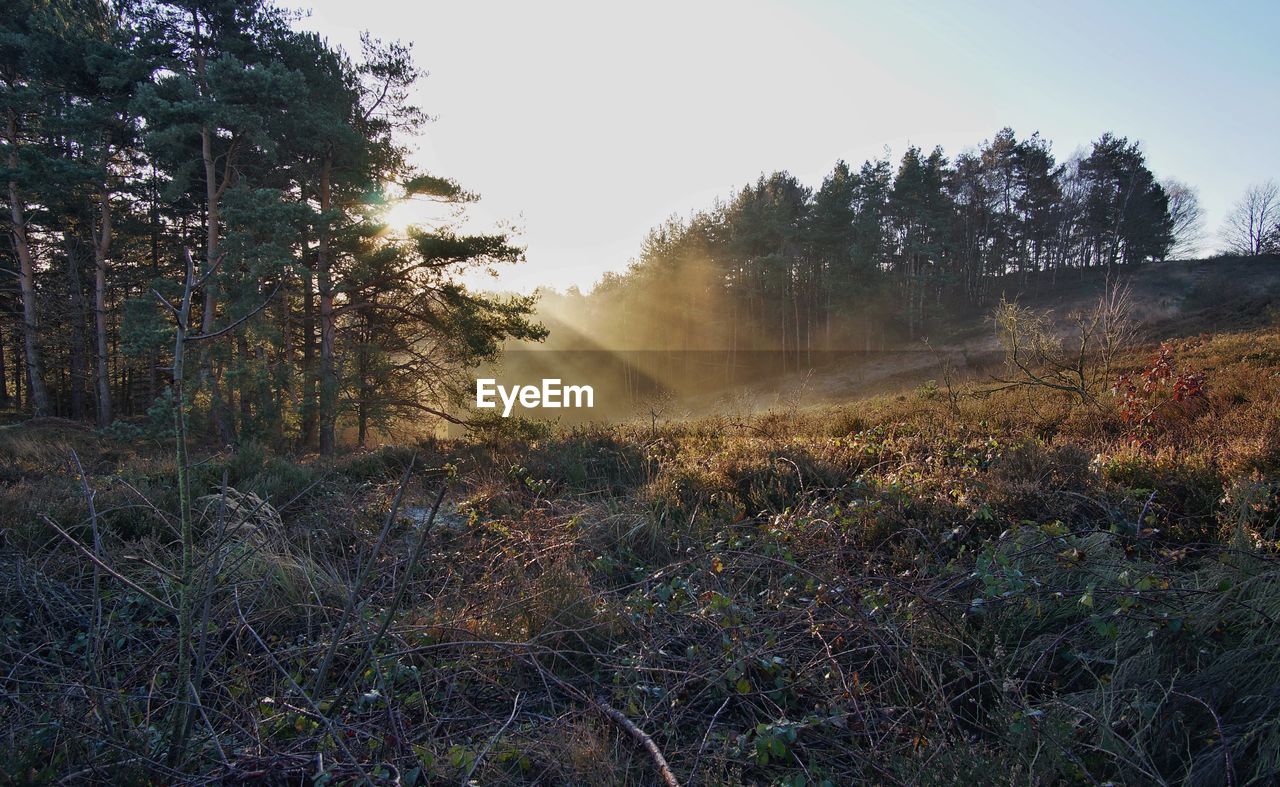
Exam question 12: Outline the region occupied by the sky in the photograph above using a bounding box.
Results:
[282,0,1280,293]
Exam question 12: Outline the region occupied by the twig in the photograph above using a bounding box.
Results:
[232,587,368,780]
[312,454,417,697]
[327,479,447,713]
[1137,490,1157,531]
[1172,691,1235,787]
[690,696,730,782]
[460,691,521,785]
[41,514,176,613]
[71,449,116,740]
[186,283,282,343]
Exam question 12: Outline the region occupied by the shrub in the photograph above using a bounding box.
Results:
[1116,341,1209,449]
[992,281,1136,405]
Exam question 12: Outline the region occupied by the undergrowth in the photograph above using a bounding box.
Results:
[2,327,1280,784]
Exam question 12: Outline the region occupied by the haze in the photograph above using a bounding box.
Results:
[283,0,1280,293]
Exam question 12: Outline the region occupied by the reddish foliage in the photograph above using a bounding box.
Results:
[1115,342,1208,449]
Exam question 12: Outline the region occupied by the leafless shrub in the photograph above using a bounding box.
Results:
[922,338,965,415]
[991,280,1136,405]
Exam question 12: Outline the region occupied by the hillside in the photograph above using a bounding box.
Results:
[503,256,1280,423]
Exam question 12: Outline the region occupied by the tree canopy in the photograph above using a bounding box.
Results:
[1,0,543,450]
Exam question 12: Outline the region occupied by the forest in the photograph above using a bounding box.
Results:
[541,130,1189,362]
[2,0,543,448]
[5,1,1280,786]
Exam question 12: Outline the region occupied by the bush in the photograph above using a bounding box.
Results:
[992,281,1136,405]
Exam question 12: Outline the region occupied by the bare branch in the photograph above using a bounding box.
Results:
[186,283,281,343]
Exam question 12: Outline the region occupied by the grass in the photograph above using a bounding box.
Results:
[2,324,1280,784]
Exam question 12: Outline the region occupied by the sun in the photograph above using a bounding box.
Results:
[382,197,424,236]
[380,192,458,237]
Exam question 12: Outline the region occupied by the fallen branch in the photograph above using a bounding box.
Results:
[515,656,682,787]
[595,697,681,787]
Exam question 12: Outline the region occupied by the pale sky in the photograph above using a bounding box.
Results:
[283,0,1280,293]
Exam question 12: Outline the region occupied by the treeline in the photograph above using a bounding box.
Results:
[551,129,1196,361]
[1,0,541,449]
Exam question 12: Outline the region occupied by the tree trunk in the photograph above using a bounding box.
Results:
[0,323,8,409]
[11,328,21,410]
[200,124,233,444]
[67,240,90,421]
[147,169,161,411]
[6,170,52,415]
[167,248,196,764]
[256,340,279,443]
[93,188,112,426]
[357,395,368,448]
[237,332,252,430]
[300,240,318,448]
[317,152,338,455]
